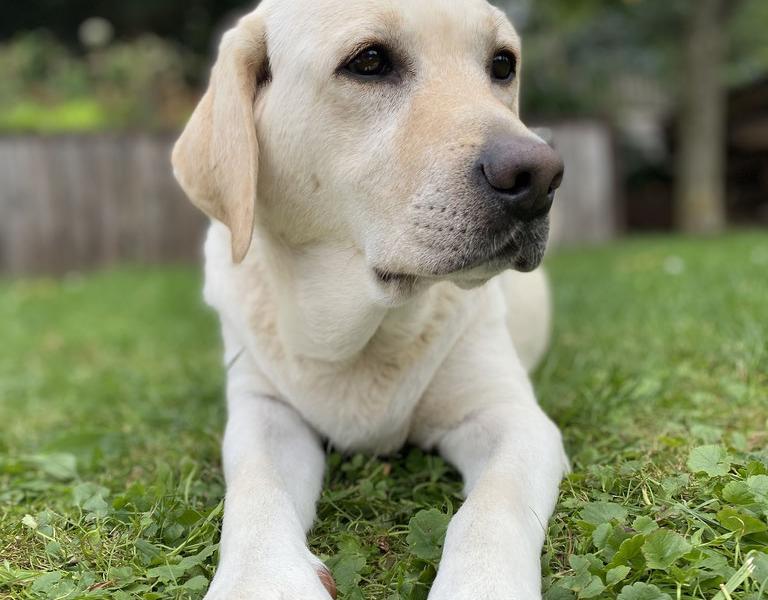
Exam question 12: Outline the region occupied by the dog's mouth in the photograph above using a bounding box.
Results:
[373,268,419,288]
[483,226,549,273]
[373,218,549,288]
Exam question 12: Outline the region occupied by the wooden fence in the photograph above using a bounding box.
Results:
[0,134,205,276]
[0,122,617,276]
[545,121,619,248]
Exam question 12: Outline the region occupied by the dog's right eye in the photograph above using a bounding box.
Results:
[345,45,393,79]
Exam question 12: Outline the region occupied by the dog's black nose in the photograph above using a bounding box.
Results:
[478,136,564,220]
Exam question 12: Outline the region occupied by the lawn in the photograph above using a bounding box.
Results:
[1,232,767,600]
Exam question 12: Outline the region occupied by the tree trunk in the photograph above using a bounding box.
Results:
[675,0,728,233]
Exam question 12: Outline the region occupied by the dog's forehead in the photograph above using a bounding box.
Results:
[260,0,519,58]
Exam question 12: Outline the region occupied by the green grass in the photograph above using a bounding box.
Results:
[1,233,767,600]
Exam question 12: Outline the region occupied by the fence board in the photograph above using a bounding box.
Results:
[0,134,206,276]
[547,121,619,248]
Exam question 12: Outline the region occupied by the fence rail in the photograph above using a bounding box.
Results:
[0,122,616,276]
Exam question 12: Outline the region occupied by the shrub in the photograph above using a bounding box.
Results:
[0,31,196,133]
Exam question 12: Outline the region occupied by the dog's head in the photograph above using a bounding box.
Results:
[173,0,563,299]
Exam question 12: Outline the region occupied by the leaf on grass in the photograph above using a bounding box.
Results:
[716,507,768,536]
[31,571,62,593]
[181,575,209,590]
[562,554,605,598]
[686,445,731,477]
[580,502,628,526]
[108,566,135,582]
[147,563,183,582]
[608,534,645,569]
[695,550,731,579]
[406,509,450,561]
[72,482,109,508]
[747,475,768,504]
[83,493,111,518]
[751,552,768,587]
[617,582,672,600]
[177,545,217,571]
[135,539,163,562]
[544,584,576,600]
[632,516,659,535]
[326,536,368,596]
[578,575,605,598]
[21,514,37,529]
[592,523,613,550]
[330,553,367,594]
[32,453,78,480]
[148,545,217,582]
[746,461,768,478]
[45,540,62,557]
[660,474,689,497]
[162,522,184,543]
[606,565,631,586]
[642,529,692,570]
[721,481,753,505]
[176,508,204,527]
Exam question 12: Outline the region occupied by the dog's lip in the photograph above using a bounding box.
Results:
[372,268,420,285]
[372,234,542,283]
[373,235,519,280]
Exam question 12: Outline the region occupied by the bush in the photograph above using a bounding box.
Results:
[0,31,197,133]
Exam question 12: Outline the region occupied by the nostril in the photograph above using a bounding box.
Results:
[507,171,532,196]
[482,163,534,197]
[547,169,564,195]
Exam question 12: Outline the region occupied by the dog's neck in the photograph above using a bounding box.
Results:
[262,239,432,363]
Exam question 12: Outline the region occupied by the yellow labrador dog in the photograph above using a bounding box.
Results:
[172,0,569,598]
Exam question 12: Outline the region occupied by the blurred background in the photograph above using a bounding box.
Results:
[0,0,766,274]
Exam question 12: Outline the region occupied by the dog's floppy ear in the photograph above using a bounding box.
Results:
[172,13,267,263]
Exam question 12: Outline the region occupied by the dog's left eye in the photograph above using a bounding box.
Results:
[491,51,517,82]
[345,45,393,79]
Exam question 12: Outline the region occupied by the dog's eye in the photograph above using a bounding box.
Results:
[346,45,393,79]
[491,51,517,82]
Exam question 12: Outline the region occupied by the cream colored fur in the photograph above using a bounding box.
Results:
[172,1,568,598]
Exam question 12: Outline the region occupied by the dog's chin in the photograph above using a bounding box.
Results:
[480,228,549,274]
[371,219,549,300]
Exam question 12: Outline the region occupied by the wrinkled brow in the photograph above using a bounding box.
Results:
[489,11,521,54]
[329,8,404,64]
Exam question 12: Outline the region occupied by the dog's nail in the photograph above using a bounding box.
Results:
[317,565,337,599]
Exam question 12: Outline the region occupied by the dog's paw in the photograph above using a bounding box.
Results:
[203,556,336,600]
[426,506,543,600]
[428,578,541,600]
[428,563,541,600]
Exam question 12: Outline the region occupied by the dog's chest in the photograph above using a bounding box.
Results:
[244,282,475,453]
[204,228,483,453]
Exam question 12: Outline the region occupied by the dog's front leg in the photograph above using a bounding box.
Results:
[204,354,332,600]
[414,322,568,600]
[431,403,567,600]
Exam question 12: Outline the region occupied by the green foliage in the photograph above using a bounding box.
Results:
[405,509,450,561]
[514,0,768,118]
[1,233,767,599]
[0,32,195,133]
[687,445,732,478]
[0,100,110,133]
[728,0,768,84]
[616,582,672,600]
